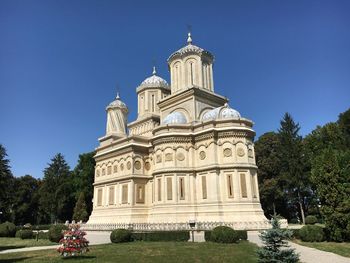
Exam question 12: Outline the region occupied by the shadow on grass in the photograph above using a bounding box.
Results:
[0,257,30,262]
[0,246,25,252]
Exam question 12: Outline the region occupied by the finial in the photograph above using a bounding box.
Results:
[116,92,120,100]
[187,32,192,45]
[152,66,156,75]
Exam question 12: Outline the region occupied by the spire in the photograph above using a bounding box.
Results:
[116,92,120,100]
[152,66,156,75]
[187,32,192,45]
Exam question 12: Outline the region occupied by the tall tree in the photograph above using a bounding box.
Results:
[39,153,74,223]
[255,132,285,217]
[12,175,40,225]
[73,192,89,222]
[72,152,95,216]
[278,113,310,224]
[0,144,15,222]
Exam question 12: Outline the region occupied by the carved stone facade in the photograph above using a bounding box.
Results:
[87,33,268,229]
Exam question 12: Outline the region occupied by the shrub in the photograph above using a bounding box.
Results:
[204,231,212,241]
[299,225,325,242]
[18,230,34,239]
[210,226,239,243]
[290,229,300,239]
[305,215,318,225]
[289,218,300,224]
[0,222,16,237]
[110,229,132,243]
[38,231,49,239]
[131,231,189,242]
[236,230,248,240]
[34,225,51,231]
[48,224,68,243]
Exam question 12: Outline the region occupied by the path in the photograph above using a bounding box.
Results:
[248,231,350,263]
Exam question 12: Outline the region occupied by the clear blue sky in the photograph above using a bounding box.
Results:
[1,0,349,178]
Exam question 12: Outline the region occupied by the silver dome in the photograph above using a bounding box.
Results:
[140,67,169,88]
[106,93,128,111]
[202,103,241,121]
[162,112,187,125]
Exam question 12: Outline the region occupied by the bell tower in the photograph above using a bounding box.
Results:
[167,32,214,93]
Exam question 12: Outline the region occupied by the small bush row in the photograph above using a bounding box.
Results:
[110,229,190,243]
[0,222,16,237]
[205,228,247,243]
[14,230,50,240]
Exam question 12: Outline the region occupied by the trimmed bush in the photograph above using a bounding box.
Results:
[290,229,300,239]
[210,226,239,243]
[305,215,318,225]
[131,231,189,242]
[110,229,132,243]
[236,230,248,240]
[18,230,34,239]
[0,222,16,237]
[38,231,49,239]
[289,218,300,224]
[204,231,212,241]
[299,225,325,242]
[48,224,68,243]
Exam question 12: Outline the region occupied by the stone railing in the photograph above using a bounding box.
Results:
[80,220,283,231]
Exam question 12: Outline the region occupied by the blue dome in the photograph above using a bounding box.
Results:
[162,112,187,124]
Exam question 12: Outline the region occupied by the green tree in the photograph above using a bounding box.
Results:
[72,152,95,216]
[0,144,15,222]
[39,153,74,223]
[278,113,311,224]
[73,192,89,222]
[311,148,350,241]
[257,217,299,263]
[255,132,285,217]
[12,175,40,225]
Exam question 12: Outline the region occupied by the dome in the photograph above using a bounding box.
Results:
[168,32,214,62]
[202,103,241,121]
[106,93,128,112]
[162,112,187,125]
[140,67,169,88]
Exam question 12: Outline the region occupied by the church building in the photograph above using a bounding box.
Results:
[86,33,269,230]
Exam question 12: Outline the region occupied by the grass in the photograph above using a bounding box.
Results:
[293,239,350,258]
[0,241,259,263]
[0,237,56,251]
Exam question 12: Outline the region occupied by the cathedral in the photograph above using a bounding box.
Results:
[86,33,269,230]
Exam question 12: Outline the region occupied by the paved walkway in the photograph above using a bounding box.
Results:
[248,231,350,263]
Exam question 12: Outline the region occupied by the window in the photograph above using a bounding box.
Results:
[107,166,112,175]
[102,168,106,176]
[151,94,155,112]
[122,184,128,204]
[135,184,145,204]
[158,178,162,201]
[97,188,103,206]
[113,165,118,173]
[96,169,100,177]
[109,186,114,205]
[240,173,248,198]
[167,177,172,200]
[179,177,185,200]
[202,176,207,199]
[227,174,234,198]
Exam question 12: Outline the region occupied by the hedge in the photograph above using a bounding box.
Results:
[110,229,132,243]
[210,226,239,243]
[0,222,16,237]
[131,231,190,242]
[48,224,68,243]
[18,230,34,239]
[205,229,247,242]
[299,225,325,242]
[305,215,318,225]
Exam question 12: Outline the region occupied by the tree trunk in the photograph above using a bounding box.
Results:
[298,196,305,224]
[273,202,277,216]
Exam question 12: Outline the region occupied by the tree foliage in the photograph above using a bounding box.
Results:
[73,192,89,222]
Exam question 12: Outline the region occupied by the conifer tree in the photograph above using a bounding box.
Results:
[73,192,89,222]
[257,217,299,263]
[0,144,14,222]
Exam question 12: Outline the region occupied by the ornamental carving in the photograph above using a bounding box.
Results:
[237,147,245,157]
[165,153,173,162]
[144,162,151,171]
[199,151,206,160]
[248,149,254,158]
[223,148,232,157]
[134,161,141,170]
[127,161,131,170]
[156,154,162,163]
[120,164,124,171]
[176,153,185,161]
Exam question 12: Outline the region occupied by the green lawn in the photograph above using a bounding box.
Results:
[293,239,350,258]
[0,237,55,251]
[0,241,258,263]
